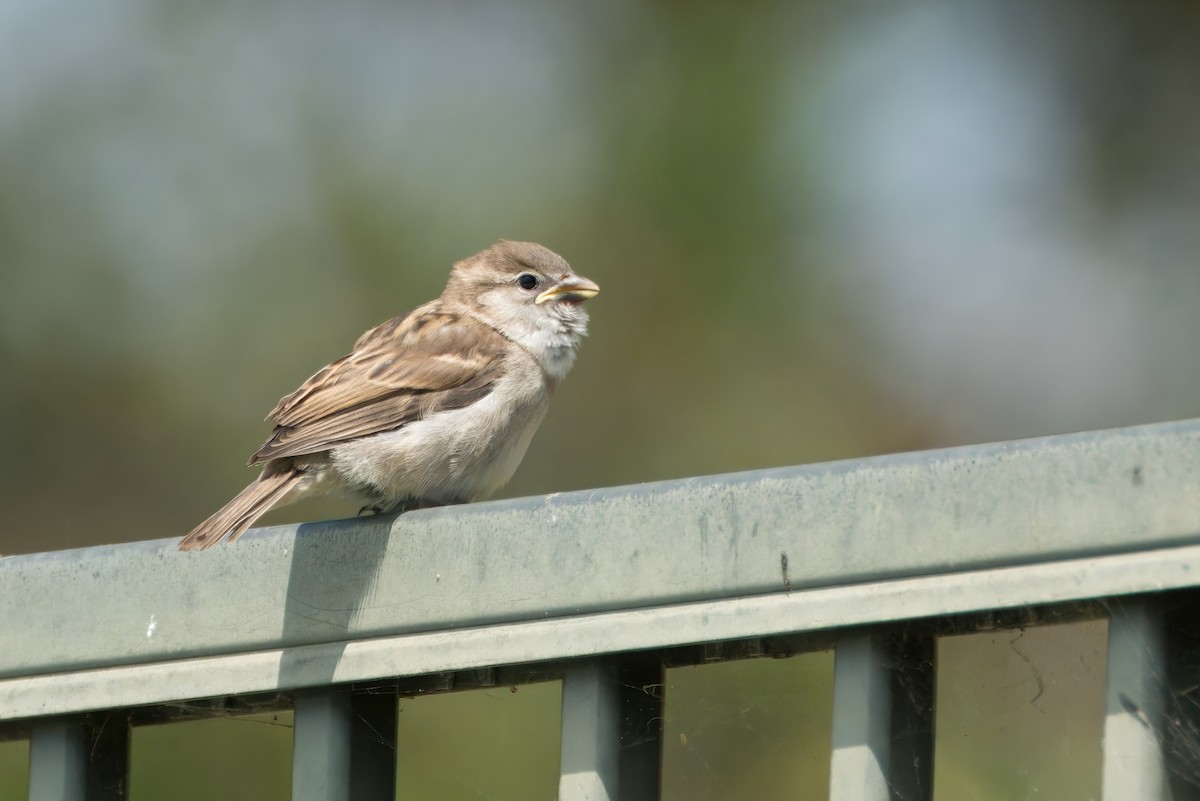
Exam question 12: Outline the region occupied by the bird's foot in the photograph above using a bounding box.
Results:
[357,497,455,517]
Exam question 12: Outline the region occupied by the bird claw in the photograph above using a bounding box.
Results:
[358,498,450,517]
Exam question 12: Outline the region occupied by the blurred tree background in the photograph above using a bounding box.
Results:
[1,0,1198,798]
[2,0,1199,553]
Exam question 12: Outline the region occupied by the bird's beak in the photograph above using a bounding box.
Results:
[536,275,600,304]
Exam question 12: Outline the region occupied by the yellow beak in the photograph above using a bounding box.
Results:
[535,276,600,304]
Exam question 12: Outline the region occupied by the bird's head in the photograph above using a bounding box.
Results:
[445,241,599,371]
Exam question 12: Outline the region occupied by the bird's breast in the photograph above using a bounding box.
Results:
[328,364,551,506]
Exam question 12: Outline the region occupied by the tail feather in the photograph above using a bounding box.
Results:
[179,467,304,551]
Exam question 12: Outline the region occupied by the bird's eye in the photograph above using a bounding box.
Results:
[517,273,539,290]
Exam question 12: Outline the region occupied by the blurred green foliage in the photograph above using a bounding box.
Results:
[663,652,834,800]
[0,740,28,798]
[2,0,1198,797]
[934,621,1107,801]
[394,682,562,801]
[131,712,294,800]
[3,0,1198,555]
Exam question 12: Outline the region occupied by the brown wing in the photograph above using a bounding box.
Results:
[248,304,508,465]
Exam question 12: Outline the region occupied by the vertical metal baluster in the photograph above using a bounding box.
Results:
[29,713,131,801]
[29,720,86,801]
[293,690,352,801]
[830,636,892,801]
[560,662,620,801]
[1102,599,1166,801]
[830,630,935,801]
[559,656,665,801]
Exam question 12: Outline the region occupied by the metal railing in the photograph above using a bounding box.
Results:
[3,418,1200,800]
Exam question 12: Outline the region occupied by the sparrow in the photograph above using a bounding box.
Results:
[178,240,599,550]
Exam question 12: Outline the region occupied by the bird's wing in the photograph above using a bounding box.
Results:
[248,306,508,464]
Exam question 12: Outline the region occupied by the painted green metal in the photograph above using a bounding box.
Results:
[3,418,1199,800]
[292,690,352,801]
[28,722,85,801]
[3,516,1200,721]
[829,637,891,801]
[559,663,619,801]
[1102,600,1167,801]
[3,419,1199,685]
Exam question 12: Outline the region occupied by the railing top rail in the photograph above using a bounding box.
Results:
[2,418,1199,717]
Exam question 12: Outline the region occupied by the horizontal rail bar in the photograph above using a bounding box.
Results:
[3,419,1199,681]
[4,538,1200,720]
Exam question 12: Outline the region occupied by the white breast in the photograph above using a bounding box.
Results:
[327,355,551,506]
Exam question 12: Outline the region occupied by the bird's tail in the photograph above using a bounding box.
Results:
[178,466,304,551]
